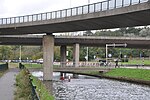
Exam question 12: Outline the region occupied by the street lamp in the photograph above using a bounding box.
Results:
[19,45,22,63]
[70,0,71,7]
[86,47,89,61]
[88,0,90,4]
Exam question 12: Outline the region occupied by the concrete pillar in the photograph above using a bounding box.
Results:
[73,43,79,67]
[60,45,66,67]
[73,74,78,78]
[43,35,54,81]
[43,81,53,95]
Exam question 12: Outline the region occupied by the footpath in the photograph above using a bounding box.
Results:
[0,68,19,100]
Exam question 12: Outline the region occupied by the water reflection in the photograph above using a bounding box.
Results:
[32,72,150,100]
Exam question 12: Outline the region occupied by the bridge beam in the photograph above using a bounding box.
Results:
[43,35,54,80]
[73,43,79,67]
[60,45,66,67]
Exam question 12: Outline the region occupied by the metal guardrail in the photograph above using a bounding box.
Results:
[55,35,150,40]
[0,0,149,25]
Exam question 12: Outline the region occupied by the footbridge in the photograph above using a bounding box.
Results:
[53,67,112,73]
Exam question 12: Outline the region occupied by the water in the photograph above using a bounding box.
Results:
[32,72,150,100]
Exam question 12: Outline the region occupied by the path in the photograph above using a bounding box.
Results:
[0,68,19,100]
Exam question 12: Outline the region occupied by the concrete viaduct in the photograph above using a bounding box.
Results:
[0,35,150,49]
[0,0,150,80]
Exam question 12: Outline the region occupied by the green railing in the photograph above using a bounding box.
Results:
[0,63,8,71]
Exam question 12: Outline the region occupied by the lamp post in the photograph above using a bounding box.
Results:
[70,0,71,7]
[86,47,89,62]
[88,0,90,4]
[19,45,22,63]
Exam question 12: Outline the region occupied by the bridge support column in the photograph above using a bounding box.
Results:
[73,43,79,67]
[43,35,54,81]
[60,45,66,67]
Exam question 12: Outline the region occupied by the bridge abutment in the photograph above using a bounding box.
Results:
[43,35,54,81]
[60,45,67,67]
[73,43,79,67]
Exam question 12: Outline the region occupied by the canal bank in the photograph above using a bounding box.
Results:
[61,68,150,86]
[30,69,150,100]
[29,68,150,86]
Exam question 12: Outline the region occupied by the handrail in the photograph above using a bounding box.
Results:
[0,0,149,25]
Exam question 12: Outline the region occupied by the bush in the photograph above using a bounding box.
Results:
[32,76,54,100]
[15,69,33,100]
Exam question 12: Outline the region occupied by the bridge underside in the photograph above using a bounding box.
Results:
[0,36,149,49]
[0,2,150,35]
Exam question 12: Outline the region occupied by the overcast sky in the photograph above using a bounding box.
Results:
[0,0,104,18]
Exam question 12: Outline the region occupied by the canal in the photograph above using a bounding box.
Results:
[32,71,150,100]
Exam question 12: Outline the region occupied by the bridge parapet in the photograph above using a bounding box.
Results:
[53,67,113,72]
[0,0,149,25]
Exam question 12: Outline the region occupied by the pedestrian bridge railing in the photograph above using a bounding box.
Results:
[0,0,149,25]
[54,62,114,67]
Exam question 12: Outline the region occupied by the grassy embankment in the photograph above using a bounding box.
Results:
[14,69,33,100]
[15,68,54,100]
[104,68,150,81]
[8,63,43,68]
[81,68,150,81]
[32,76,54,100]
[23,63,42,68]
[122,59,150,65]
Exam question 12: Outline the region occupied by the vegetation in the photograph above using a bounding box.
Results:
[0,72,4,77]
[14,69,33,100]
[32,76,54,100]
[105,68,150,81]
[122,59,150,65]
[22,63,43,68]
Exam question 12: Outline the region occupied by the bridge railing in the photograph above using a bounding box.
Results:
[0,0,148,25]
[54,62,114,67]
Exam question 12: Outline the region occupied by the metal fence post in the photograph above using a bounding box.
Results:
[114,0,116,8]
[122,0,124,7]
[107,0,109,10]
[130,0,132,5]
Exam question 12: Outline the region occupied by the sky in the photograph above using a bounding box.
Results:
[0,0,103,18]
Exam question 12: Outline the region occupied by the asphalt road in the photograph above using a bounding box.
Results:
[0,68,19,100]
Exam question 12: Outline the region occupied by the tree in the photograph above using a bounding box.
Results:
[139,27,150,37]
[0,46,12,60]
[83,30,93,36]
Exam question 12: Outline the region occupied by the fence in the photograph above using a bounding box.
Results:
[0,63,8,71]
[0,0,148,25]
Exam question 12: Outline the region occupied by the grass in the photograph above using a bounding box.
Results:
[31,76,54,100]
[14,68,33,100]
[0,72,3,77]
[105,68,150,81]
[6,63,42,69]
[122,59,150,65]
[22,63,43,68]
[9,63,19,68]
